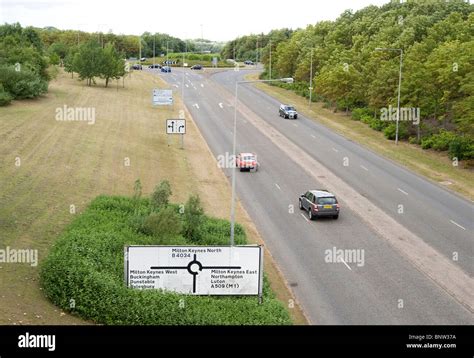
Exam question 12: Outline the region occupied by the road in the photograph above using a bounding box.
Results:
[151,66,473,324]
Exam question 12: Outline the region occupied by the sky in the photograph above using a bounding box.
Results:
[1,0,389,41]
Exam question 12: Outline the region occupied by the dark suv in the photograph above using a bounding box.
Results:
[279,104,298,119]
[299,190,340,220]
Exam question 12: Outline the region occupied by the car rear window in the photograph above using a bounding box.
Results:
[243,156,255,161]
[317,197,336,205]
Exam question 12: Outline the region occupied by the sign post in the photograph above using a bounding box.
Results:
[166,119,186,148]
[125,245,263,300]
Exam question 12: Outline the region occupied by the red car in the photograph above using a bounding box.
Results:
[236,153,259,172]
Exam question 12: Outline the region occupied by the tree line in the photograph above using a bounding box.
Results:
[0,24,211,105]
[223,0,473,161]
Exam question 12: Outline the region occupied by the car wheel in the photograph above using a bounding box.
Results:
[333,215,339,220]
[299,199,303,210]
[308,208,313,220]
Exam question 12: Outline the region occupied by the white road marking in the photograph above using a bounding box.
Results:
[311,134,316,139]
[173,84,179,88]
[193,103,200,109]
[339,258,352,271]
[201,83,204,88]
[397,188,408,196]
[293,123,298,127]
[450,220,466,230]
[332,148,339,153]
[275,183,281,190]
[360,165,369,171]
[185,84,189,88]
[300,213,310,223]
[218,103,224,109]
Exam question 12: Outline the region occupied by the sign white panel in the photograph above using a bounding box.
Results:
[166,119,186,134]
[153,89,173,106]
[125,246,262,296]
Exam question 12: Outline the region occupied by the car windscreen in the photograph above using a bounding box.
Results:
[317,197,336,205]
[243,156,255,161]
[286,107,295,111]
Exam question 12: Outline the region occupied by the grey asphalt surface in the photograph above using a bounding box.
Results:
[151,67,473,324]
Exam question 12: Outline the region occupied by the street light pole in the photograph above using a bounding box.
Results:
[309,48,313,107]
[396,50,403,145]
[153,35,155,67]
[269,40,272,80]
[375,47,403,145]
[230,77,294,246]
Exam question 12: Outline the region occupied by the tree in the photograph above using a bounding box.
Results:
[99,43,125,87]
[73,40,103,86]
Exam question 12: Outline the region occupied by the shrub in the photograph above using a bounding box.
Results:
[448,136,474,160]
[421,136,434,149]
[351,108,372,121]
[40,195,291,325]
[0,65,48,99]
[431,130,457,151]
[0,84,12,106]
[143,207,182,239]
[368,118,388,131]
[383,123,408,140]
[360,114,373,124]
[151,180,172,211]
[182,194,204,242]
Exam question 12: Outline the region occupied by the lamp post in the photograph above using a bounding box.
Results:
[230,77,294,246]
[309,48,313,107]
[375,47,403,145]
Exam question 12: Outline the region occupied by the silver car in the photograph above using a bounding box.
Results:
[299,190,340,220]
[279,104,298,119]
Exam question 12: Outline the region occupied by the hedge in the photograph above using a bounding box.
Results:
[40,195,291,325]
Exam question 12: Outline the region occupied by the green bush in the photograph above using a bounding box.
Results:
[421,136,434,149]
[431,130,458,151]
[360,114,373,124]
[143,207,183,240]
[0,84,12,106]
[351,108,372,121]
[368,118,388,131]
[151,180,172,211]
[383,123,408,140]
[40,195,290,325]
[448,136,474,160]
[182,194,204,242]
[0,65,48,99]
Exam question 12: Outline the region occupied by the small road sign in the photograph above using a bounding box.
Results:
[166,119,185,134]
